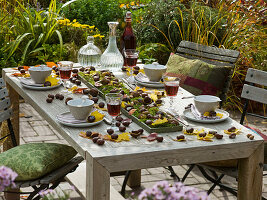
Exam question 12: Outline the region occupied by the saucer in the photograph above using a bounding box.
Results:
[183,109,229,123]
[134,73,164,88]
[20,78,61,90]
[56,112,103,127]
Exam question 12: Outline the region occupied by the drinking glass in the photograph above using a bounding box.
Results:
[124,49,139,83]
[162,75,180,112]
[58,61,73,89]
[106,93,123,131]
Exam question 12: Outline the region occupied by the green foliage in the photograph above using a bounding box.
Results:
[138,43,171,64]
[61,0,124,33]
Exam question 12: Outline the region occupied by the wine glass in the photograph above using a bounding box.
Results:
[105,93,123,131]
[58,61,73,89]
[162,75,180,112]
[124,49,139,83]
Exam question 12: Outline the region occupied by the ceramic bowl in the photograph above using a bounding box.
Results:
[67,99,94,120]
[143,63,167,82]
[29,65,52,84]
[194,95,221,114]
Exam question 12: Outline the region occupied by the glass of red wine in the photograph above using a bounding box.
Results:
[58,61,73,89]
[106,93,123,131]
[162,74,180,112]
[124,49,139,83]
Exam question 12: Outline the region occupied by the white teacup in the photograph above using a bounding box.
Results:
[143,63,167,82]
[194,95,221,114]
[29,65,52,84]
[67,98,94,120]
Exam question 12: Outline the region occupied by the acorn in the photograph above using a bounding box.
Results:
[91,97,99,103]
[98,102,105,108]
[119,126,126,132]
[46,98,53,103]
[44,81,51,87]
[111,134,118,140]
[48,94,54,99]
[89,88,99,97]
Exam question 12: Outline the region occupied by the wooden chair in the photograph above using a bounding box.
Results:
[0,78,84,200]
[176,40,240,105]
[181,68,267,198]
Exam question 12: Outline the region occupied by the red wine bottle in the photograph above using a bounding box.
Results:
[120,11,136,66]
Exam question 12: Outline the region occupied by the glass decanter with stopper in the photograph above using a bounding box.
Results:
[100,22,123,72]
[78,36,102,67]
[120,11,136,66]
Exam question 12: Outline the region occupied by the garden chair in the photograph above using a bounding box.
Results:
[0,78,83,200]
[181,68,267,198]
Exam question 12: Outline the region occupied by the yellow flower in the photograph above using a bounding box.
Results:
[130,1,135,6]
[119,4,125,8]
[72,19,77,23]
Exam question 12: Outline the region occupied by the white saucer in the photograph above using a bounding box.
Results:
[20,78,61,90]
[56,112,103,127]
[134,77,164,88]
[183,109,229,123]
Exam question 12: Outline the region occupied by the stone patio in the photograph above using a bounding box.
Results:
[1,102,266,199]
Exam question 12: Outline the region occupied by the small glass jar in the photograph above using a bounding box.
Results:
[78,36,102,67]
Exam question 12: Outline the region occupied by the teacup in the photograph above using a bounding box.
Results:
[67,98,94,120]
[143,63,167,82]
[194,95,221,114]
[29,65,52,84]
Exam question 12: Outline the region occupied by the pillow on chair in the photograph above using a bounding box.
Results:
[166,54,233,97]
[0,143,77,181]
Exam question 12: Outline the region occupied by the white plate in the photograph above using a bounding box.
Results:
[183,109,229,123]
[56,112,103,127]
[134,77,164,88]
[21,82,61,90]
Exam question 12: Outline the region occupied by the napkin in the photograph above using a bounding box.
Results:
[20,78,44,87]
[57,112,87,124]
[135,73,162,84]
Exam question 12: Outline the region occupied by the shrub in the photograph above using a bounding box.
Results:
[61,0,124,33]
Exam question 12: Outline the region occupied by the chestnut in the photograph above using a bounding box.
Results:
[119,126,126,132]
[46,98,53,103]
[177,135,185,140]
[116,116,123,122]
[97,139,105,145]
[156,136,163,142]
[48,94,54,99]
[86,131,92,137]
[92,137,99,143]
[107,129,114,135]
[111,134,118,140]
[229,133,236,139]
[98,102,105,108]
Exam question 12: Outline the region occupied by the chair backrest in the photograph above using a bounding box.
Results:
[241,68,267,105]
[0,78,17,147]
[177,41,240,66]
[0,78,13,123]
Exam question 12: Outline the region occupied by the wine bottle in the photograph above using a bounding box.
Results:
[120,11,136,66]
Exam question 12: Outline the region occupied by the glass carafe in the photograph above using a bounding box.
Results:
[78,36,102,67]
[100,22,123,72]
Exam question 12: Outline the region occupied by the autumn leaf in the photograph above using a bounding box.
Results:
[184,128,204,135]
[224,129,241,135]
[45,75,60,86]
[152,117,168,126]
[105,132,130,142]
[150,93,158,102]
[90,110,105,122]
[94,104,108,111]
[45,62,57,68]
[197,133,214,142]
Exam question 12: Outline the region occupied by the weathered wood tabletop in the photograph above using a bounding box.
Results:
[2,68,264,200]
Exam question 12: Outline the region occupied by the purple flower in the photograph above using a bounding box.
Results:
[0,166,18,192]
[138,181,209,200]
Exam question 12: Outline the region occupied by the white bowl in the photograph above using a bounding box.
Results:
[194,95,221,114]
[143,63,167,82]
[67,99,94,120]
[29,65,52,84]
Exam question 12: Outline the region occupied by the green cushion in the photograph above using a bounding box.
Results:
[0,143,77,181]
[166,54,233,97]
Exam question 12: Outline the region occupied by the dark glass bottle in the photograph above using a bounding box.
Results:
[120,11,136,66]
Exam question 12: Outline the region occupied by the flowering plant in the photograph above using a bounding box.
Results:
[39,187,74,200]
[133,181,209,200]
[0,166,18,192]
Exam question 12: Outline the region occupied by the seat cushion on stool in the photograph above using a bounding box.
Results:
[0,143,77,181]
[166,54,232,97]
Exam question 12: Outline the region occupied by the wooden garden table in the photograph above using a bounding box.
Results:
[2,67,264,200]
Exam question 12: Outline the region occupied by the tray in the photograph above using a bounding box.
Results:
[79,73,183,133]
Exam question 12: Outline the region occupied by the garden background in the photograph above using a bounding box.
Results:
[0,0,266,114]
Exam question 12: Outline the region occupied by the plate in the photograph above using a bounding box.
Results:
[183,109,229,123]
[56,112,103,127]
[134,77,164,88]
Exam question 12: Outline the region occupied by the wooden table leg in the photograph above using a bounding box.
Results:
[127,169,141,187]
[238,142,264,200]
[86,152,110,200]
